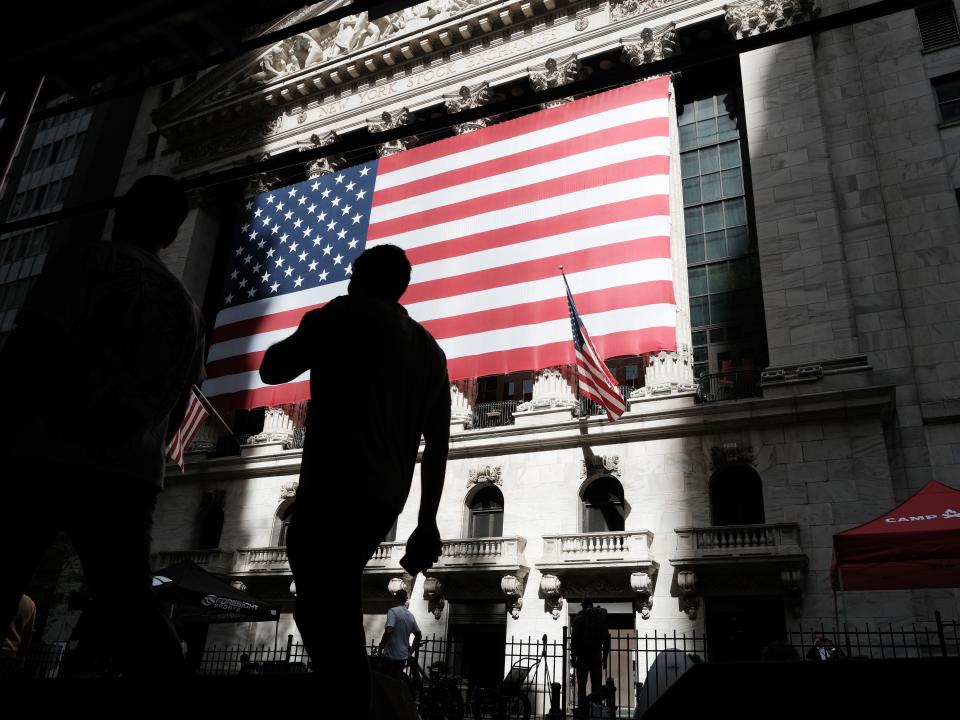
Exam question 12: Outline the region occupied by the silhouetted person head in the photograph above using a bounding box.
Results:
[348,244,411,303]
[394,588,408,605]
[113,175,189,253]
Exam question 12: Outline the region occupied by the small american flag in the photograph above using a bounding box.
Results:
[564,274,626,422]
[166,387,209,469]
[203,77,675,410]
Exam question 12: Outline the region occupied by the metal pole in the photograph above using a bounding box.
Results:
[0,76,44,200]
[935,610,948,658]
[562,625,568,718]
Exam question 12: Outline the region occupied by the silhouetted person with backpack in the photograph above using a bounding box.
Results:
[571,599,611,718]
[260,243,450,719]
[0,175,205,677]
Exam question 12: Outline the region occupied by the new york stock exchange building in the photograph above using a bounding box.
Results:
[23,0,960,703]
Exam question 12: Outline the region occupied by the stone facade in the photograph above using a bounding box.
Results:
[37,0,960,677]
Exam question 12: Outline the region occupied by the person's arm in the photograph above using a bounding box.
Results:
[411,625,422,657]
[404,368,451,575]
[379,626,394,654]
[260,309,322,385]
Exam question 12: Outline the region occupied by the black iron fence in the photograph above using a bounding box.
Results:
[695,370,761,403]
[577,385,634,419]
[19,617,959,718]
[472,400,521,429]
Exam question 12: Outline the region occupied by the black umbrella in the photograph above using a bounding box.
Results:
[152,560,280,624]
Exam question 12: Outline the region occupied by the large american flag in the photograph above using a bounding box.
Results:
[203,76,676,411]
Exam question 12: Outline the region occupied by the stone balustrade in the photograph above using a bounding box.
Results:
[540,530,654,567]
[434,536,527,570]
[673,523,802,559]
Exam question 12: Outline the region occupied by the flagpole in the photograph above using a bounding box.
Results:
[192,384,234,436]
[559,265,583,415]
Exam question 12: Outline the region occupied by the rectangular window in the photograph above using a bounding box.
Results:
[140,131,160,162]
[917,2,960,50]
[933,72,960,123]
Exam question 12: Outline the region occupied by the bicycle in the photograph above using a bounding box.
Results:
[372,639,465,720]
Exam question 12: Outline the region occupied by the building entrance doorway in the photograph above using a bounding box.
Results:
[448,602,507,692]
[704,595,786,661]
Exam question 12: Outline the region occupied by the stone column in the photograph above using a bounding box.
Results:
[529,54,583,109]
[621,23,678,66]
[631,69,696,400]
[443,82,498,134]
[366,107,420,157]
[514,368,578,426]
[242,406,295,456]
[299,130,341,178]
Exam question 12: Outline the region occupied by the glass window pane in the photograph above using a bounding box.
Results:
[703,202,724,232]
[717,111,738,141]
[726,225,751,256]
[686,234,705,263]
[692,330,707,346]
[684,207,703,235]
[724,197,747,227]
[679,101,696,125]
[699,146,720,174]
[688,266,708,296]
[696,118,718,145]
[681,151,699,177]
[695,97,716,119]
[690,295,709,326]
[708,263,732,293]
[942,99,960,124]
[693,346,708,363]
[679,123,697,151]
[719,141,741,170]
[701,172,721,202]
[710,292,733,324]
[706,230,727,260]
[682,176,701,205]
[721,167,743,197]
[936,75,960,103]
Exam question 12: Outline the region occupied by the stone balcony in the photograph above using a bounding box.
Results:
[154,549,234,575]
[363,541,407,575]
[538,531,658,610]
[424,537,529,612]
[233,547,291,576]
[668,523,808,618]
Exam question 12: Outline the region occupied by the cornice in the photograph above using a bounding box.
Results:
[170,383,896,482]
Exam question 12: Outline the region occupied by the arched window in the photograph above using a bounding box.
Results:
[275,500,295,547]
[710,466,765,525]
[581,476,625,532]
[197,507,224,549]
[468,486,504,538]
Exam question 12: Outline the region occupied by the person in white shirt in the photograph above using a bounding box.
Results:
[378,589,422,678]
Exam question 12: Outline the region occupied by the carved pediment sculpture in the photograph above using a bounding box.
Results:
[623,23,678,66]
[724,0,820,40]
[610,0,682,23]
[467,465,503,489]
[367,107,419,157]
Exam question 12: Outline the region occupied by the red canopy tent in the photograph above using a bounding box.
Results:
[832,481,960,591]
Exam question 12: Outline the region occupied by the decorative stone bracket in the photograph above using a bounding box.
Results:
[630,570,656,620]
[422,576,446,619]
[529,54,584,109]
[367,107,419,157]
[388,575,414,600]
[501,574,526,620]
[539,574,564,620]
[781,567,805,618]
[467,465,502,489]
[298,130,341,178]
[676,569,699,619]
[444,81,498,135]
[582,454,621,481]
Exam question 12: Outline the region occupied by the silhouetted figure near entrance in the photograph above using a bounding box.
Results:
[0,175,205,677]
[260,244,450,719]
[571,599,611,719]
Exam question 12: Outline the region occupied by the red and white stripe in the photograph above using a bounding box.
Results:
[203,77,675,410]
[166,388,209,469]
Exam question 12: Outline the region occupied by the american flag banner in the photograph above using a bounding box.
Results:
[564,273,627,422]
[203,76,676,410]
[166,387,209,469]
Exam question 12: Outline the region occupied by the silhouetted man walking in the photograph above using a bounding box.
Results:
[260,243,450,719]
[0,175,204,676]
[571,599,611,718]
